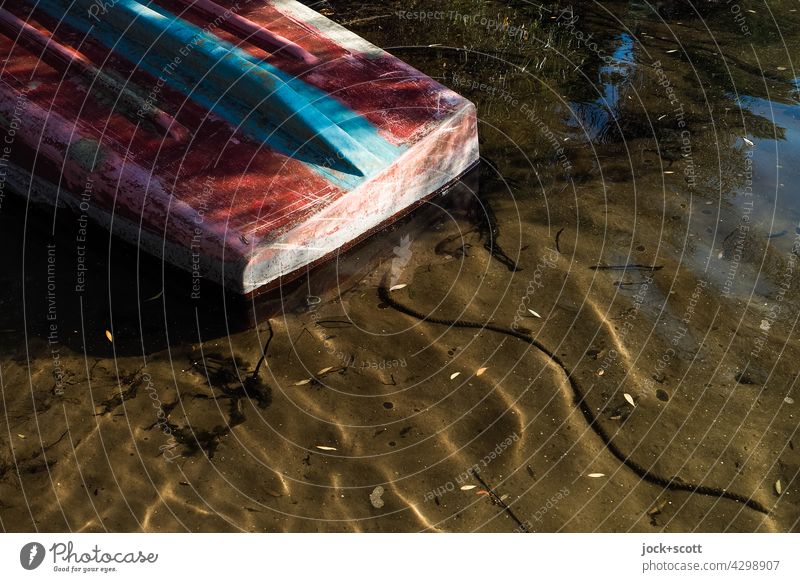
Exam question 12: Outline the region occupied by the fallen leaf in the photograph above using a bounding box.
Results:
[293,378,312,386]
[315,445,337,451]
[743,137,754,146]
[389,284,407,292]
[624,393,636,407]
[460,485,477,491]
[647,499,667,516]
[105,330,113,342]
[528,309,542,318]
[145,290,164,301]
[775,480,782,495]
[450,372,461,380]
[587,473,605,478]
[476,367,488,377]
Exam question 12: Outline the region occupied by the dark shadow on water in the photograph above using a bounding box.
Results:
[0,168,480,358]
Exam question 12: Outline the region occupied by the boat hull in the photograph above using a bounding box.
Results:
[0,0,479,293]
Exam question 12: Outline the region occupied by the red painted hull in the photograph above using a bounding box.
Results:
[0,0,478,293]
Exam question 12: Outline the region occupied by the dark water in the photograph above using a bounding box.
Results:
[1,0,799,532]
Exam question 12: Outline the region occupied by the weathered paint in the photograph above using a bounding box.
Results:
[242,102,479,294]
[167,0,318,64]
[32,0,401,183]
[1,0,479,293]
[0,7,187,140]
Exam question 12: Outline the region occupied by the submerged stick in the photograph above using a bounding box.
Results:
[378,286,769,516]
[591,264,664,271]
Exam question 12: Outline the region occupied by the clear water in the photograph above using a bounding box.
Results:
[1,0,799,532]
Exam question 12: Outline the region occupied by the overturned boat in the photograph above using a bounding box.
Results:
[0,0,478,294]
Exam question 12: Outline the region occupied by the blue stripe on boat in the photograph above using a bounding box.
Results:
[31,0,402,188]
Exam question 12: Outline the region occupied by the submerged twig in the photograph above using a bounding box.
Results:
[252,320,275,381]
[378,286,769,515]
[591,264,663,271]
[471,469,530,532]
[555,227,565,253]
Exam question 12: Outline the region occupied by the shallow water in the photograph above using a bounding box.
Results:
[1,0,799,532]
